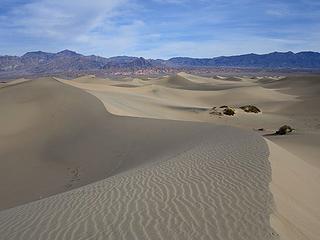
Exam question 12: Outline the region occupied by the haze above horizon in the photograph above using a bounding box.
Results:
[1,0,319,59]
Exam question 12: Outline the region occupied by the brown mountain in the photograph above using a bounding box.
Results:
[1,50,320,79]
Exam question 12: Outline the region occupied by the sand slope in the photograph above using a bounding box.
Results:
[0,78,235,210]
[58,73,320,240]
[0,124,276,240]
[1,74,319,240]
[59,74,297,125]
[268,140,320,240]
[60,74,320,168]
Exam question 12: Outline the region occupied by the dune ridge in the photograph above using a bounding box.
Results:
[0,125,276,240]
[58,73,320,239]
[0,78,237,210]
[1,74,319,240]
[59,74,297,124]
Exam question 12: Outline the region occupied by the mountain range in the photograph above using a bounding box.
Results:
[1,50,320,78]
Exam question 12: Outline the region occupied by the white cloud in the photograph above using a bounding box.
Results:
[9,0,127,38]
[132,35,317,59]
[0,0,319,57]
[0,0,145,56]
[152,0,187,4]
[74,20,145,56]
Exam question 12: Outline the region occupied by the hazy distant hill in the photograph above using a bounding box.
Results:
[168,52,320,68]
[1,50,320,78]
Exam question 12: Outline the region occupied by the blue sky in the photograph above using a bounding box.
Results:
[0,0,319,59]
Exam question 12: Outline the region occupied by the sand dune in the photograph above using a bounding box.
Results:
[268,140,320,240]
[72,75,114,84]
[58,73,320,239]
[0,122,276,240]
[0,78,229,210]
[179,72,249,84]
[60,74,320,172]
[156,73,254,91]
[260,75,320,169]
[59,74,298,126]
[1,74,319,240]
[0,78,30,88]
[61,74,319,160]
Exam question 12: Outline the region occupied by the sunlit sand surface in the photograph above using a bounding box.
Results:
[0,73,319,239]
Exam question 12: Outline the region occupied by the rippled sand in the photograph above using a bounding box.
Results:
[1,74,319,240]
[0,124,276,240]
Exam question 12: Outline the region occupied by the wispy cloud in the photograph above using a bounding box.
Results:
[152,0,188,4]
[0,0,139,55]
[6,1,126,36]
[0,0,319,57]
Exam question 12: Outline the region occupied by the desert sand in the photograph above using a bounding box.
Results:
[0,78,229,209]
[60,73,320,167]
[0,73,319,239]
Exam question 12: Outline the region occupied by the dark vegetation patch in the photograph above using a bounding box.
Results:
[240,105,261,113]
[223,107,235,116]
[275,125,295,135]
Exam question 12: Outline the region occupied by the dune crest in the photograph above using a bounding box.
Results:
[1,74,319,240]
[0,125,276,240]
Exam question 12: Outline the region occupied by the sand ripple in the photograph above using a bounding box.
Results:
[0,128,277,240]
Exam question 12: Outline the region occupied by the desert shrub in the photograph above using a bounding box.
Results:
[240,105,261,113]
[275,125,294,135]
[209,107,223,116]
[223,107,235,116]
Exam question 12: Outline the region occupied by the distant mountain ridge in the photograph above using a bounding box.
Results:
[167,51,320,68]
[1,50,320,78]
